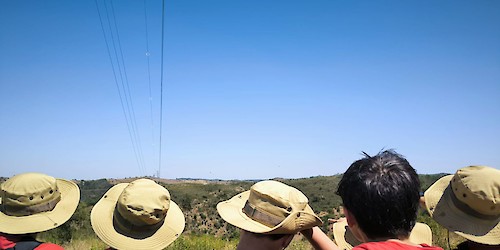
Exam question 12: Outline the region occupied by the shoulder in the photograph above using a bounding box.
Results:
[354,241,443,250]
[418,244,444,250]
[354,241,401,250]
[0,233,17,249]
[36,242,65,250]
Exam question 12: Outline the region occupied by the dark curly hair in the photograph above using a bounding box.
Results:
[336,150,420,239]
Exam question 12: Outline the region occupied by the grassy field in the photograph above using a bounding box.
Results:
[4,173,466,249]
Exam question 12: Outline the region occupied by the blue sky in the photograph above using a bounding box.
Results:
[1,0,499,180]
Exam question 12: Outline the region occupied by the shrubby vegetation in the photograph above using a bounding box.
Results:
[1,174,464,249]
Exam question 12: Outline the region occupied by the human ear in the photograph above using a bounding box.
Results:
[344,208,357,228]
[419,196,426,209]
[344,208,367,243]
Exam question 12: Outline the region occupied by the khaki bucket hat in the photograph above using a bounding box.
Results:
[91,179,185,250]
[332,220,433,249]
[424,166,500,245]
[0,172,80,234]
[216,180,322,234]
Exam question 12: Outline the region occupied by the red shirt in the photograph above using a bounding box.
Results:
[0,234,64,250]
[354,241,443,250]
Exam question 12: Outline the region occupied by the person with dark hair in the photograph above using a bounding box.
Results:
[302,150,442,250]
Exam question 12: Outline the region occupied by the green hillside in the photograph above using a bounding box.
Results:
[2,174,462,249]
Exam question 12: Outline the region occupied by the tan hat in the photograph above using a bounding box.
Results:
[91,179,185,250]
[424,166,500,245]
[332,220,433,249]
[0,172,80,234]
[216,180,322,234]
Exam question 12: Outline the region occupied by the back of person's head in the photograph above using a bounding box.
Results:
[217,180,322,235]
[336,150,420,240]
[91,178,185,250]
[424,166,500,246]
[217,180,323,249]
[0,172,80,235]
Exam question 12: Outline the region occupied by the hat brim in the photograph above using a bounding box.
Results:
[332,220,432,249]
[0,179,80,234]
[216,190,322,234]
[424,175,500,245]
[332,220,360,250]
[91,183,185,250]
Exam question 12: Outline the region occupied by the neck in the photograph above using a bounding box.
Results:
[385,238,419,246]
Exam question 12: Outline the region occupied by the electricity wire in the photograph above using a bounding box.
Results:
[95,0,146,176]
[108,0,147,174]
[143,0,155,150]
[158,0,166,178]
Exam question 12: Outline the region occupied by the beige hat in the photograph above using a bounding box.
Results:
[91,179,185,250]
[0,172,80,234]
[424,166,500,245]
[216,180,322,234]
[332,220,433,249]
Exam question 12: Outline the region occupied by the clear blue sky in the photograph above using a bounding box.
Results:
[1,0,499,180]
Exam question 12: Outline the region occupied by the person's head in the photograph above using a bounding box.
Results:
[0,172,80,235]
[216,180,322,249]
[336,150,420,241]
[423,166,500,246]
[91,179,185,250]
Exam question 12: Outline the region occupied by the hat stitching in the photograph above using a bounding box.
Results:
[242,201,284,228]
[2,195,61,216]
[451,172,499,214]
[426,168,500,245]
[448,186,498,221]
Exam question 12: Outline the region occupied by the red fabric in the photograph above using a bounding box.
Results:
[34,243,64,250]
[354,241,443,250]
[0,234,64,250]
[0,234,16,249]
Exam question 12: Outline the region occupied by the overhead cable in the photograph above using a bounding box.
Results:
[95,0,146,176]
[158,0,166,178]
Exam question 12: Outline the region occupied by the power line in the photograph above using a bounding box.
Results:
[108,0,147,174]
[95,0,146,176]
[103,0,145,174]
[143,0,155,148]
[158,0,166,178]
[95,0,141,172]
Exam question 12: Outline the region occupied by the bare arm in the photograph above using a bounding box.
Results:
[301,226,341,250]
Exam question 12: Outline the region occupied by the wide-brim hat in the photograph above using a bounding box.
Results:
[217,180,322,234]
[0,173,80,234]
[91,180,185,250]
[332,220,432,249]
[424,166,500,245]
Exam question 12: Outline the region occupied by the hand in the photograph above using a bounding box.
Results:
[328,217,347,224]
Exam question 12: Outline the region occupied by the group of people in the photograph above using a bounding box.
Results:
[0,150,498,250]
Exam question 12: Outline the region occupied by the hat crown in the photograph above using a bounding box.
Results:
[116,179,171,227]
[248,180,308,219]
[1,173,60,208]
[451,166,500,216]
